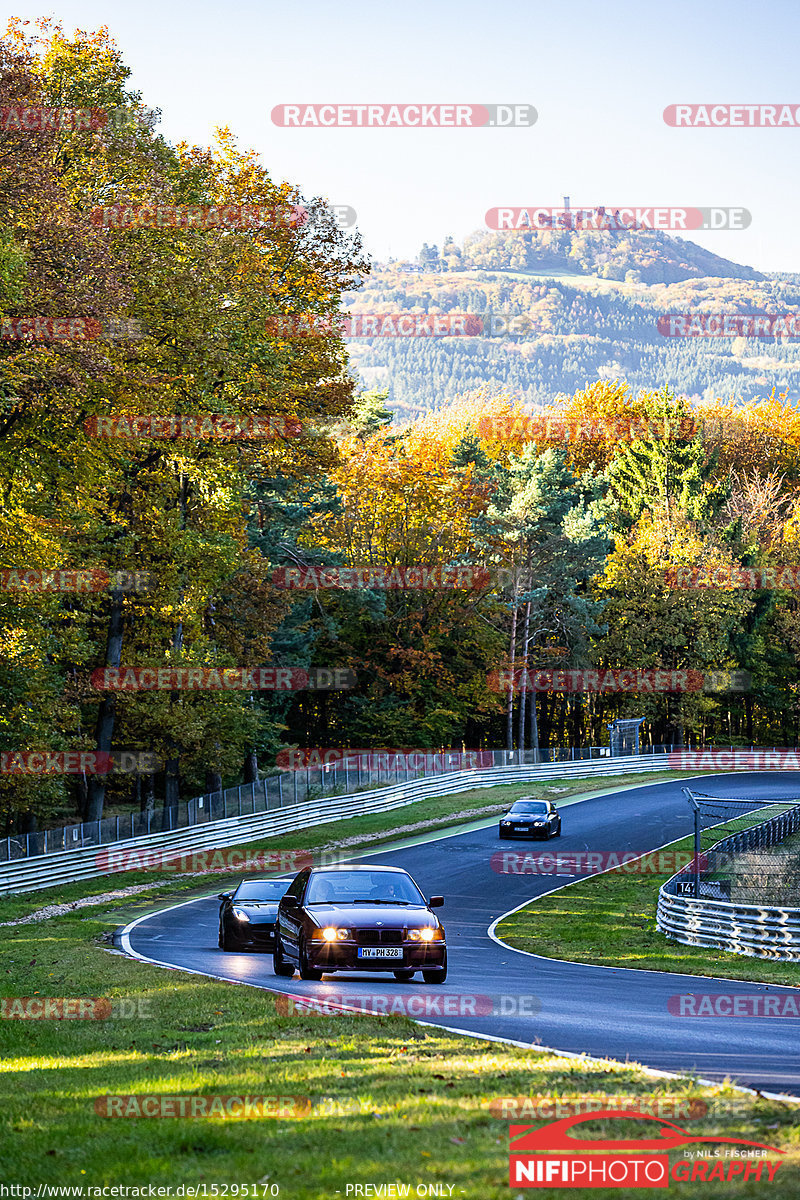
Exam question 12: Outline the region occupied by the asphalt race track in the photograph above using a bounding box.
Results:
[122,772,800,1097]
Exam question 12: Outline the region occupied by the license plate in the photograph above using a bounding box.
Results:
[513,826,529,831]
[357,947,403,959]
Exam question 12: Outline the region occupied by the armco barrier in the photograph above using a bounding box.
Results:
[657,891,800,959]
[4,744,645,863]
[657,804,800,960]
[0,753,675,896]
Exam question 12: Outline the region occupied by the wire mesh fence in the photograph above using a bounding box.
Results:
[667,790,800,905]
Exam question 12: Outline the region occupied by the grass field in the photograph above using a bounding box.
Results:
[2,769,797,1196]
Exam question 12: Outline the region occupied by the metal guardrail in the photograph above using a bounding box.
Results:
[3,745,633,863]
[0,752,675,896]
[657,803,800,960]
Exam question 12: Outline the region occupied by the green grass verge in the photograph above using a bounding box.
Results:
[496,821,800,988]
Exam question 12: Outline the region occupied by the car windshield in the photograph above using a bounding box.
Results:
[510,801,549,814]
[305,871,425,905]
[232,880,291,901]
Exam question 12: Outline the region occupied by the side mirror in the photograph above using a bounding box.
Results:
[428,896,444,908]
[282,894,300,908]
[218,893,232,901]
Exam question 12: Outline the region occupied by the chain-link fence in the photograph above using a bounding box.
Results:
[667,791,800,905]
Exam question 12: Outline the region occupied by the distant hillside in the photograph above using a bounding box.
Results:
[454,226,765,284]
[342,229,800,417]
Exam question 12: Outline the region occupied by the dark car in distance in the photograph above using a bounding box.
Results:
[273,864,447,983]
[218,878,291,951]
[499,797,561,840]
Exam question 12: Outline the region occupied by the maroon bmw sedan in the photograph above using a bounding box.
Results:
[272,864,447,983]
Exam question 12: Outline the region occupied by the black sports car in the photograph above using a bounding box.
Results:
[273,864,447,983]
[499,797,561,839]
[218,878,291,951]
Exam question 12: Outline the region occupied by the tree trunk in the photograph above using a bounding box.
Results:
[506,569,519,752]
[515,556,534,753]
[243,749,259,784]
[86,587,125,821]
[528,669,540,763]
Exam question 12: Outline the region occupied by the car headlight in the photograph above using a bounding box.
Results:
[500,820,510,826]
[317,927,350,941]
[408,928,438,942]
[232,908,250,922]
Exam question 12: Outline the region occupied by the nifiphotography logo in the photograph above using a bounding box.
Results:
[509,1110,784,1188]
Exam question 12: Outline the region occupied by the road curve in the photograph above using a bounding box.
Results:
[122,772,800,1097]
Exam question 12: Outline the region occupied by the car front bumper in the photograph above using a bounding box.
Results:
[306,942,446,971]
[499,825,550,838]
[230,923,276,949]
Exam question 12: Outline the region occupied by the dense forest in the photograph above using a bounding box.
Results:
[3,23,800,837]
[344,235,800,414]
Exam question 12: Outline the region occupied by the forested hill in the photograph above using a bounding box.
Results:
[342,227,800,418]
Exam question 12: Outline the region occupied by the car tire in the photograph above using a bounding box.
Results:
[298,937,323,982]
[498,830,508,839]
[555,821,561,836]
[393,970,415,982]
[421,951,447,984]
[272,936,295,978]
[218,927,224,949]
[221,926,243,952]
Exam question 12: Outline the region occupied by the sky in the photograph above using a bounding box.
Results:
[9,0,800,272]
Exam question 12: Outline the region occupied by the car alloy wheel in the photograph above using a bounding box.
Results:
[272,935,295,977]
[298,936,323,981]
